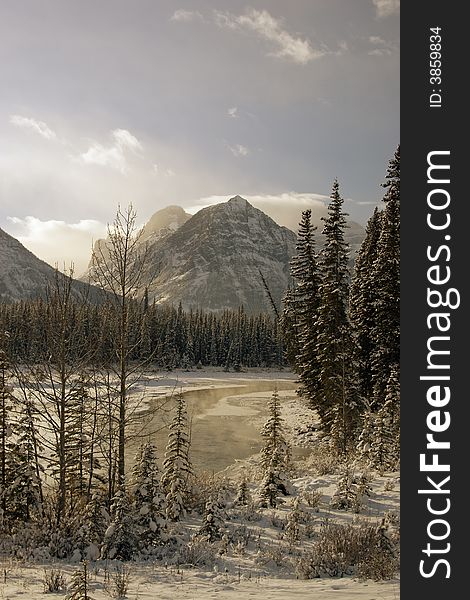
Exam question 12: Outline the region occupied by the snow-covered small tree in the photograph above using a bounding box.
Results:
[284,497,302,545]
[74,492,109,561]
[131,442,167,550]
[4,396,44,524]
[235,477,250,506]
[101,488,137,561]
[358,367,399,473]
[258,390,291,508]
[66,561,94,600]
[198,497,225,542]
[330,468,357,510]
[161,393,192,521]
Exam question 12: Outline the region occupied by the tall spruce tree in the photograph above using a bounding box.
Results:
[370,146,400,408]
[315,180,359,451]
[349,207,383,402]
[289,210,321,404]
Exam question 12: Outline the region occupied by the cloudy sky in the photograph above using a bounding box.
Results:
[0,0,399,273]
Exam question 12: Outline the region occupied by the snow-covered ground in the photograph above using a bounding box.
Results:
[3,369,400,599]
[0,561,400,599]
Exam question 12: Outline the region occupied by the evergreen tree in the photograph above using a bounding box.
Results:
[4,396,43,523]
[359,365,400,472]
[131,442,167,549]
[349,207,383,401]
[315,180,359,451]
[161,393,192,521]
[198,497,224,542]
[74,492,109,561]
[101,488,137,561]
[235,477,250,506]
[289,210,321,402]
[370,146,400,408]
[258,390,291,507]
[66,561,94,600]
[330,468,357,510]
[284,496,302,544]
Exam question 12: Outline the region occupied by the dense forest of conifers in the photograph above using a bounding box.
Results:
[0,300,283,369]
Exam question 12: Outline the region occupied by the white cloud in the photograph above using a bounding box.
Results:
[80,129,142,173]
[6,216,106,274]
[372,0,400,18]
[227,106,239,118]
[9,115,57,140]
[214,9,324,64]
[170,9,204,22]
[228,144,249,157]
[153,163,176,177]
[368,35,398,56]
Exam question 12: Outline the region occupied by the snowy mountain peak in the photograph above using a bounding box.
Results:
[228,195,249,206]
[140,205,190,242]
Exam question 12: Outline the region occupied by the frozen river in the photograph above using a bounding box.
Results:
[129,373,299,472]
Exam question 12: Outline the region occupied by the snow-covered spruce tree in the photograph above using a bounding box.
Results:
[66,561,94,600]
[349,207,383,402]
[65,376,102,507]
[315,180,359,453]
[258,389,291,508]
[101,488,137,561]
[330,468,357,511]
[284,496,302,545]
[74,492,109,561]
[358,365,400,473]
[235,477,250,506]
[131,442,167,550]
[4,396,43,524]
[289,210,321,404]
[198,497,225,542]
[370,146,400,409]
[161,393,192,521]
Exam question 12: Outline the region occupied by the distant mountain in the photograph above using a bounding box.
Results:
[84,196,365,313]
[143,196,298,313]
[140,205,191,244]
[0,227,100,302]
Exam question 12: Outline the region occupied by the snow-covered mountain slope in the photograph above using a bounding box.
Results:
[145,196,298,313]
[0,227,100,302]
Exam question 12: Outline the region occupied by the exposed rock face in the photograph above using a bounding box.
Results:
[145,196,298,313]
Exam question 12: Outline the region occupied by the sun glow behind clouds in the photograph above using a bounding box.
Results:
[7,216,107,274]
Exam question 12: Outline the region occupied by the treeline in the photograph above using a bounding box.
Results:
[0,300,283,369]
[283,146,400,467]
